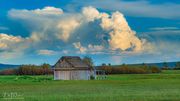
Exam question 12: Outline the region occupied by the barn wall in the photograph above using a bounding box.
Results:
[54,70,90,80]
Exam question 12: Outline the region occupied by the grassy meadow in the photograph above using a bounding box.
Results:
[0,70,180,101]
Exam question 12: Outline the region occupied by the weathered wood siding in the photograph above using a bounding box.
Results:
[54,70,90,80]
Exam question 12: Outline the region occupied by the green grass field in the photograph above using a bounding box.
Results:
[0,70,180,101]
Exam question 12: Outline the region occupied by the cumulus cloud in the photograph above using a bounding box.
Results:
[73,42,87,53]
[100,11,145,52]
[0,33,29,59]
[88,44,104,51]
[57,18,81,41]
[0,33,24,49]
[5,6,151,60]
[73,41,105,54]
[82,6,100,21]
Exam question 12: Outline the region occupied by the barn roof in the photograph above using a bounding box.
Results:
[54,56,91,70]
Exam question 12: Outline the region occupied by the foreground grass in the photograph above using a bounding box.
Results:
[0,70,180,101]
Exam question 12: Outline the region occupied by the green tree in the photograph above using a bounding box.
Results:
[163,62,168,68]
[82,56,94,67]
[122,63,126,66]
[102,63,106,66]
[41,63,51,69]
[175,62,180,69]
[142,63,147,66]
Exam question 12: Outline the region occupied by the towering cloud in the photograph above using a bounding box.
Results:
[100,12,143,51]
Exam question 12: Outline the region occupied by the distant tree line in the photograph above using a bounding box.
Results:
[99,63,161,74]
[162,61,180,70]
[0,59,180,75]
[0,63,53,75]
[174,61,180,70]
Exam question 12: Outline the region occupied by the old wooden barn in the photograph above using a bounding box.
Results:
[53,56,95,80]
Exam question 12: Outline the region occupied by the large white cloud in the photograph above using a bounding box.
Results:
[5,6,151,59]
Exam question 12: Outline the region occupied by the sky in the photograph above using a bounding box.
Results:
[0,0,180,65]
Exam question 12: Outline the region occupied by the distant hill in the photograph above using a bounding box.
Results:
[0,63,20,70]
[127,62,177,68]
[146,62,177,68]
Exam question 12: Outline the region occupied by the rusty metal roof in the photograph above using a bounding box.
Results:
[54,56,91,70]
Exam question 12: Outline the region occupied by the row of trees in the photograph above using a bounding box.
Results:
[0,63,53,75]
[99,64,161,74]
